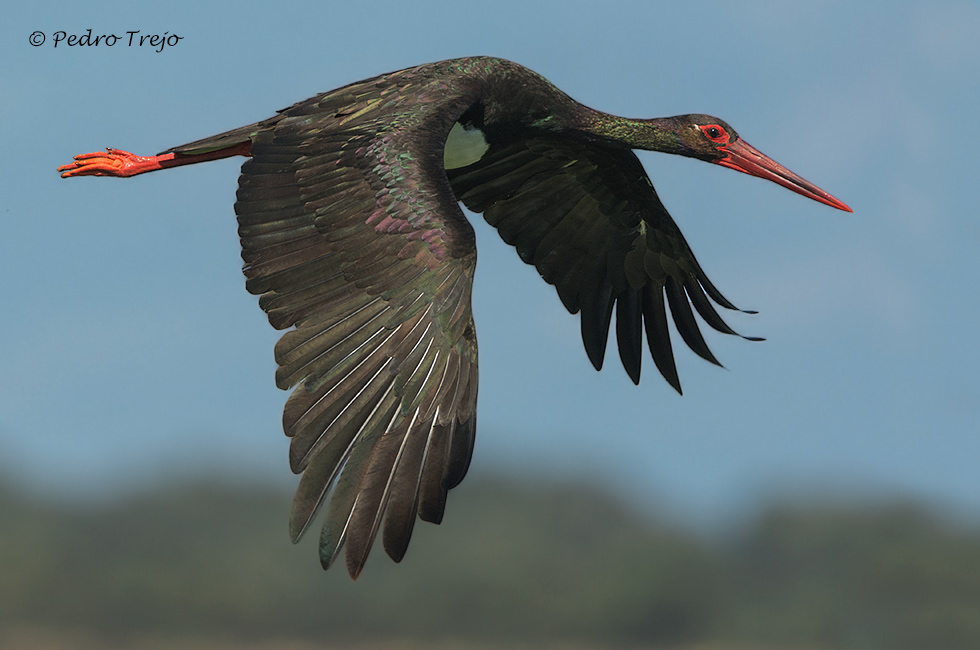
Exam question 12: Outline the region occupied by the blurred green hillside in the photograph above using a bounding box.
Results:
[1,475,979,650]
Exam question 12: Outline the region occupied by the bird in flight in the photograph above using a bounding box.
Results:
[58,56,851,579]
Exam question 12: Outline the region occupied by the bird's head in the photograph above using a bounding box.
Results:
[670,114,852,212]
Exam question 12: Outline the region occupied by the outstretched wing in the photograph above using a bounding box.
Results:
[176,84,480,579]
[448,134,759,392]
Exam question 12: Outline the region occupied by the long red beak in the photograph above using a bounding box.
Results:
[716,139,852,212]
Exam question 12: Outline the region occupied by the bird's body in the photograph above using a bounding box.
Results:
[58,56,850,579]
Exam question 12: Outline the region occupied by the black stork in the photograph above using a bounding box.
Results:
[58,56,851,579]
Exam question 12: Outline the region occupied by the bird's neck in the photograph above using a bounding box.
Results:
[575,113,686,155]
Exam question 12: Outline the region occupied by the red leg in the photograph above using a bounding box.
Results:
[58,141,252,178]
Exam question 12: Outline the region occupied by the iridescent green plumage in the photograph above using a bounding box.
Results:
[62,56,849,579]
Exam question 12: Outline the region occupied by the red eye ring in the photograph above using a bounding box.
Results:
[699,124,730,144]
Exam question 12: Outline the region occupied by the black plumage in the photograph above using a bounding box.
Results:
[58,56,850,578]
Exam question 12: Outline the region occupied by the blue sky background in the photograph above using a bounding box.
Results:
[2,1,978,526]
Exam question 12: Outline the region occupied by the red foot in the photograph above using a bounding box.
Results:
[57,149,176,178]
[58,141,252,178]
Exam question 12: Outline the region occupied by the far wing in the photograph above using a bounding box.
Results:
[449,135,759,392]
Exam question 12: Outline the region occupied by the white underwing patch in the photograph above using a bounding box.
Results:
[443,122,490,169]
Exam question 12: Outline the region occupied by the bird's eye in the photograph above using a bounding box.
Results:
[699,124,730,144]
